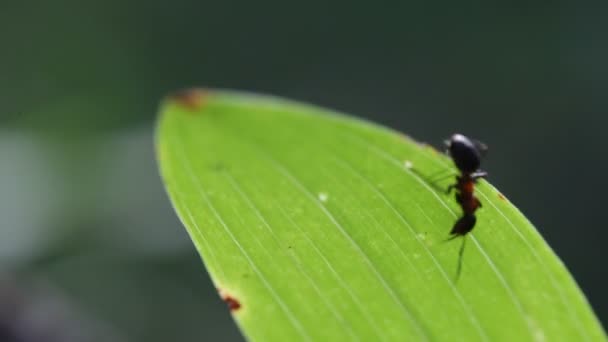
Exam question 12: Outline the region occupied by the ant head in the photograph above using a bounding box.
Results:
[446,134,484,174]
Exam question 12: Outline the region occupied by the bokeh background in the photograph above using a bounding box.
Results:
[1,1,606,341]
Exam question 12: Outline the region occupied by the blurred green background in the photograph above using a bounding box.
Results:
[1,1,606,341]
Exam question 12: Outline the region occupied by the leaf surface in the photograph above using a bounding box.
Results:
[157,89,606,342]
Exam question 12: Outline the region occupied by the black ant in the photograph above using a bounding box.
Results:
[444,133,488,280]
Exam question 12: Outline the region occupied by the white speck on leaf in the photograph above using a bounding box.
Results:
[526,316,546,342]
[318,192,328,202]
[404,160,413,169]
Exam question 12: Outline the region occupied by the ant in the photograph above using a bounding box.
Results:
[444,133,488,280]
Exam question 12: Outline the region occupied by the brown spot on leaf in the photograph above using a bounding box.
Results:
[223,295,241,312]
[498,193,506,200]
[169,88,209,111]
[218,289,242,312]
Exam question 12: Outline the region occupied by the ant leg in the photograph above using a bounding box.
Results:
[409,168,456,193]
[444,234,460,242]
[427,169,457,183]
[446,183,456,194]
[455,236,467,282]
[472,139,488,157]
[471,170,488,180]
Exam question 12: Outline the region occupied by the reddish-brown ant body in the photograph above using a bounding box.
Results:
[446,134,487,236]
[445,133,488,279]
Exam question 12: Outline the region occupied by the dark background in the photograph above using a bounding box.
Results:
[1,1,606,341]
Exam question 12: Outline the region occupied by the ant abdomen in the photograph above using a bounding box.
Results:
[450,213,477,236]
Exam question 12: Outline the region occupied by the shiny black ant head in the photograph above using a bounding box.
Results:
[446,134,486,174]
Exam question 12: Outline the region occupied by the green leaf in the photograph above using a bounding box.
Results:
[156,89,606,342]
